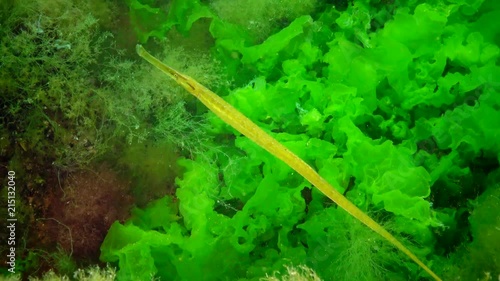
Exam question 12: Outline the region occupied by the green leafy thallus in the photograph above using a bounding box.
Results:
[136,44,442,281]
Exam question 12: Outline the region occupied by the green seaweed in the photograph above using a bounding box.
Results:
[76,0,500,280]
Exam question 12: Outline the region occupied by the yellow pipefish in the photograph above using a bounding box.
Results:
[136,44,442,281]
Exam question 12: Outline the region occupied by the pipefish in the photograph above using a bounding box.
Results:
[136,44,442,281]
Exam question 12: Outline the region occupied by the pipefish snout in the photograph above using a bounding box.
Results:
[135,44,442,281]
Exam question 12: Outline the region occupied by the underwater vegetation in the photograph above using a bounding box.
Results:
[1,0,499,280]
[0,0,218,278]
[101,0,500,280]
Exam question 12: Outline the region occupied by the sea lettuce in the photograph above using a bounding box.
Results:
[125,0,213,42]
[101,0,500,280]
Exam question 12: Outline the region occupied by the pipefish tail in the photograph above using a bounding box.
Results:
[136,44,442,281]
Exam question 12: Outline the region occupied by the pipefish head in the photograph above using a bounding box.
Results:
[136,44,197,91]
